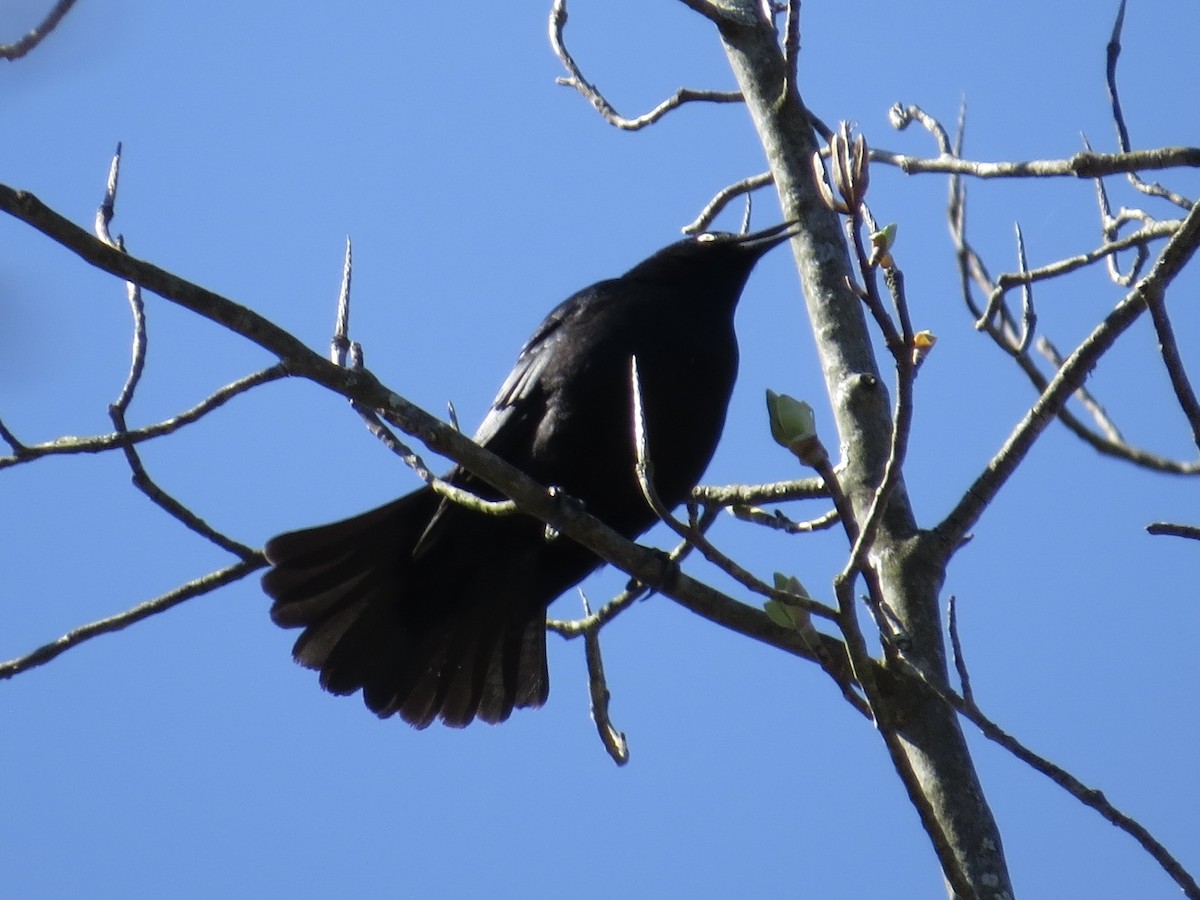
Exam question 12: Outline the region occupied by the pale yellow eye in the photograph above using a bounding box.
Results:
[697,233,717,243]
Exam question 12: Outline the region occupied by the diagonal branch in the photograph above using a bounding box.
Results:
[937,200,1200,551]
[0,558,265,680]
[949,151,1199,475]
[0,181,857,683]
[0,366,286,470]
[908,618,1200,900]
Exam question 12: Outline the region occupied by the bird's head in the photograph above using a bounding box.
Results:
[621,220,800,291]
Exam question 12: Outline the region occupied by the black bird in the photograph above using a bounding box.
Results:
[262,221,799,728]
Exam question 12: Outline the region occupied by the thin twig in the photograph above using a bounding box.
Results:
[684,172,775,234]
[547,508,716,638]
[1104,0,1192,211]
[0,558,266,680]
[938,200,1200,551]
[947,594,973,705]
[95,145,148,417]
[692,476,826,506]
[896,654,1200,900]
[0,367,288,470]
[0,415,29,455]
[1013,223,1037,354]
[1082,134,1151,287]
[331,237,352,366]
[1144,288,1200,452]
[578,591,629,766]
[112,401,260,558]
[549,0,741,131]
[1036,338,1125,444]
[630,359,837,623]
[873,145,1200,181]
[728,503,839,534]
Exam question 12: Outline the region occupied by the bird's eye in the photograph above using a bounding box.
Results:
[697,233,717,243]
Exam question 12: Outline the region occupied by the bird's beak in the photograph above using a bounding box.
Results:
[732,219,802,255]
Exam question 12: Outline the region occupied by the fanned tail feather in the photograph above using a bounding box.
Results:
[262,490,550,727]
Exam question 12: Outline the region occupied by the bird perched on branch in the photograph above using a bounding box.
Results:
[262,221,799,728]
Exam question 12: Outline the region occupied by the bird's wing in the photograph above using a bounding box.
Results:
[472,279,619,450]
[413,280,620,557]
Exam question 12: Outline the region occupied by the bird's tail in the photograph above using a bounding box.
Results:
[262,491,549,728]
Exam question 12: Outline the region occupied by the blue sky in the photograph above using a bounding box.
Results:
[3,1,1198,897]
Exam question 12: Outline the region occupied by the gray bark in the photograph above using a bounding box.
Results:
[709,8,1014,898]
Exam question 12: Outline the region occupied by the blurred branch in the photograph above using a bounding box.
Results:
[693,476,826,506]
[0,0,78,61]
[1146,521,1200,541]
[1144,284,1200,452]
[728,502,839,534]
[1036,338,1124,445]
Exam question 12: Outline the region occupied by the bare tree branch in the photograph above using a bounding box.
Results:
[0,367,288,470]
[0,180,858,686]
[899,629,1200,900]
[1104,0,1192,211]
[0,0,78,61]
[873,144,1200,180]
[937,200,1200,550]
[685,172,774,234]
[550,0,741,131]
[692,476,826,506]
[1036,338,1124,444]
[85,146,260,560]
[329,242,521,517]
[948,144,1199,476]
[577,591,630,766]
[0,559,265,680]
[1144,288,1200,452]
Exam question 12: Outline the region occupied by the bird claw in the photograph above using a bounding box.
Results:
[545,485,586,541]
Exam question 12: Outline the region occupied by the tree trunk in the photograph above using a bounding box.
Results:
[713,10,1014,898]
